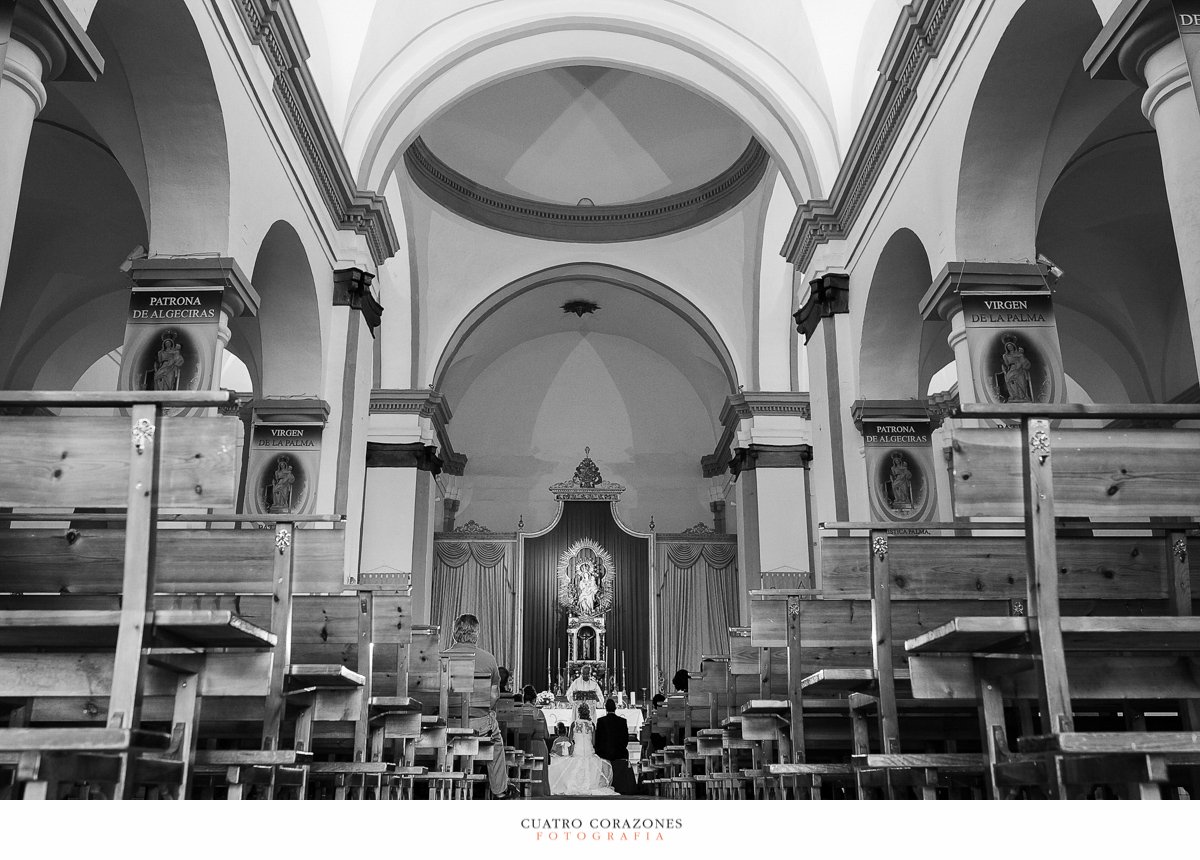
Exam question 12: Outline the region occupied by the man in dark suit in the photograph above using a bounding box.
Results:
[595,698,637,794]
[595,698,629,762]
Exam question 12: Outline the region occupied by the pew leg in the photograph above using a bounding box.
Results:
[920,768,938,801]
[22,780,51,800]
[1137,781,1162,800]
[976,669,1005,800]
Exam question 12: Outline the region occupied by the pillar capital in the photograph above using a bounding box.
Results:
[365,441,444,475]
[333,266,383,336]
[368,388,460,470]
[706,391,811,476]
[793,272,849,344]
[728,444,812,476]
[1084,0,1176,87]
[9,0,102,85]
[248,397,330,425]
[127,256,260,318]
[919,261,1048,322]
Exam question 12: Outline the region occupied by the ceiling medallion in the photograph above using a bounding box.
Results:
[562,299,600,318]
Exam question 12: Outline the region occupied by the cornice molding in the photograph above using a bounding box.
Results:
[443,452,468,477]
[919,261,1049,322]
[233,0,399,265]
[729,444,813,476]
[706,392,812,477]
[850,398,935,434]
[1084,0,1175,85]
[12,0,102,82]
[127,256,260,318]
[434,530,518,542]
[924,388,959,428]
[794,273,850,343]
[333,267,383,336]
[655,531,738,544]
[369,388,453,426]
[782,0,966,271]
[404,136,770,243]
[718,391,812,429]
[249,397,330,426]
[369,388,461,469]
[365,441,443,475]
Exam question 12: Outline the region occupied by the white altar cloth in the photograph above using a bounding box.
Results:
[541,707,643,736]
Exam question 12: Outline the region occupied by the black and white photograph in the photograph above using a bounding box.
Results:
[0,0,1199,854]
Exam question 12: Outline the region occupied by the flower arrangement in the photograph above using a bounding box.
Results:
[534,691,555,707]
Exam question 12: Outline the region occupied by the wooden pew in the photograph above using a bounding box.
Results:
[801,518,1200,798]
[0,390,242,799]
[907,402,1200,799]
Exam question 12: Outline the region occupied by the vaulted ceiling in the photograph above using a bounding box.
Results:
[419,67,754,207]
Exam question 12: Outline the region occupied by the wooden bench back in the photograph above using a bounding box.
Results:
[407,627,442,712]
[820,534,1177,602]
[0,529,345,595]
[945,425,1200,518]
[0,415,239,510]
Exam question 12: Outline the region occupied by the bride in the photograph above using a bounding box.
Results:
[547,704,618,796]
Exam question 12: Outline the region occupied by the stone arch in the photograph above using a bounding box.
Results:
[433,262,738,533]
[432,262,740,396]
[858,228,937,399]
[1035,98,1197,402]
[0,117,146,388]
[242,220,324,397]
[345,1,838,203]
[80,0,231,255]
[955,0,1119,260]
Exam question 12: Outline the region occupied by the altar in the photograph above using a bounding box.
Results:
[541,707,643,737]
[521,450,651,698]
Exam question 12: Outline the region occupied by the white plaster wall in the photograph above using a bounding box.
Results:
[406,178,766,391]
[757,172,797,391]
[451,331,716,533]
[755,468,811,575]
[361,466,417,573]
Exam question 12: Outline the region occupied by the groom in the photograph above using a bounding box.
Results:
[595,698,637,794]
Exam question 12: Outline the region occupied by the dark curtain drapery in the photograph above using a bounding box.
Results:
[521,502,650,694]
[431,539,517,669]
[656,540,738,682]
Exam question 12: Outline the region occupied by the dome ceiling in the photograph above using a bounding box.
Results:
[418,66,755,207]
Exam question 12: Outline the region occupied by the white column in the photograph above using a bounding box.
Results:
[1142,38,1200,383]
[0,38,45,302]
[946,310,976,405]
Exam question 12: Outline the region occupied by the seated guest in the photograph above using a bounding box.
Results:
[498,666,512,694]
[671,668,690,693]
[518,684,551,797]
[641,693,668,754]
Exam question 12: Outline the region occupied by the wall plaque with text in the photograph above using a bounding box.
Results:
[245,422,323,517]
[118,287,222,414]
[960,291,1066,406]
[861,418,938,524]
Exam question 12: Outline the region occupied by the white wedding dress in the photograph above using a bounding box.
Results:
[548,720,617,796]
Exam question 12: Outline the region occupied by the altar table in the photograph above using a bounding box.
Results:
[541,707,643,736]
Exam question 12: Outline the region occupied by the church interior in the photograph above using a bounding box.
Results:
[1,0,1200,801]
